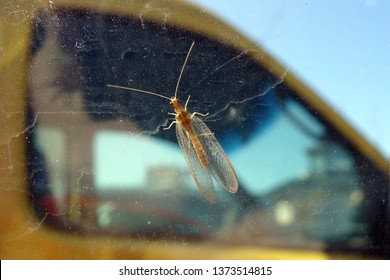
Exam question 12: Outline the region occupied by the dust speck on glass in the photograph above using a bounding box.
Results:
[27,8,369,250]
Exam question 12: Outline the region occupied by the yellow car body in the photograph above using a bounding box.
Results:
[0,0,388,259]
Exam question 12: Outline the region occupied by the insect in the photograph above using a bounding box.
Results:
[107,41,238,203]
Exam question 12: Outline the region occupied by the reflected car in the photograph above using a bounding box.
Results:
[0,0,388,259]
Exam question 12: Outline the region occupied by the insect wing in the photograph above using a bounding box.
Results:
[176,122,216,203]
[191,116,238,193]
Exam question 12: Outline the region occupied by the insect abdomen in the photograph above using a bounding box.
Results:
[190,133,208,168]
[177,110,209,168]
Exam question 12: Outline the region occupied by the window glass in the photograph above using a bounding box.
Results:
[27,9,368,250]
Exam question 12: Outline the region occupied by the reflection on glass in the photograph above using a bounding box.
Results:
[93,131,187,190]
[35,126,67,213]
[26,9,368,250]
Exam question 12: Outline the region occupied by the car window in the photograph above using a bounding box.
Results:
[27,8,370,251]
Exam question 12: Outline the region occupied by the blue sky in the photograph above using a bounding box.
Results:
[193,0,390,158]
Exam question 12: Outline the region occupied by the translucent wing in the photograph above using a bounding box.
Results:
[176,122,216,203]
[191,116,238,193]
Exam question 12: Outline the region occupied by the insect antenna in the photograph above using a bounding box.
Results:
[174,41,195,98]
[107,41,195,101]
[106,84,171,101]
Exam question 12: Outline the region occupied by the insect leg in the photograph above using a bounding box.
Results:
[163,120,177,130]
[184,95,191,111]
[191,111,209,118]
[184,95,209,118]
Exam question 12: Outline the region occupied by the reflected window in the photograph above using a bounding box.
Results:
[93,131,187,190]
